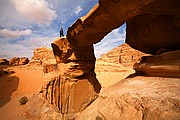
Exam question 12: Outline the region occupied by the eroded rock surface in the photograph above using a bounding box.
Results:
[0,59,9,65]
[42,37,101,119]
[29,47,56,66]
[9,57,29,66]
[67,0,154,47]
[126,0,180,54]
[78,76,180,120]
[134,50,180,78]
[99,43,148,67]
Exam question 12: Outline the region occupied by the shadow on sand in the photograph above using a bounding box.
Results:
[0,69,19,108]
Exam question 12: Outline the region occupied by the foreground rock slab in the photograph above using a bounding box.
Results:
[134,50,180,78]
[78,76,180,120]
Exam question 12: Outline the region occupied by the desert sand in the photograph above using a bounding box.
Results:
[0,65,44,120]
[0,61,134,120]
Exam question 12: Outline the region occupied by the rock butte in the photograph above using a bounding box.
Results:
[25,0,180,119]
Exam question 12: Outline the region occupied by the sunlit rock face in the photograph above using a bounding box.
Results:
[29,47,56,66]
[99,43,149,67]
[67,0,154,47]
[28,0,180,119]
[43,37,101,119]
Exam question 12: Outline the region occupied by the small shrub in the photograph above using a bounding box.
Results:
[19,96,28,105]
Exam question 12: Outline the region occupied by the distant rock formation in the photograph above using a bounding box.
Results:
[9,57,29,66]
[0,59,9,65]
[29,47,56,66]
[99,43,148,67]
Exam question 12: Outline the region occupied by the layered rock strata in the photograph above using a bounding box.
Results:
[29,47,56,66]
[99,43,148,67]
[43,37,101,119]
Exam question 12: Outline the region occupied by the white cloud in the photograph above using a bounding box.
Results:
[74,6,82,15]
[18,36,55,50]
[10,0,57,24]
[0,29,32,38]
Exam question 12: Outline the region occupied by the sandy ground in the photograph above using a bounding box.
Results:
[95,60,135,91]
[0,65,44,120]
[0,61,134,120]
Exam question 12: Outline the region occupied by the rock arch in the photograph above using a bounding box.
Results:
[44,0,180,119]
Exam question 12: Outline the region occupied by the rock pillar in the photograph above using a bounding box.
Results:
[44,37,101,119]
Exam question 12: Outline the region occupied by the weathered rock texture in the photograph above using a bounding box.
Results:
[42,37,101,119]
[9,57,29,66]
[78,76,180,120]
[99,43,148,67]
[134,50,180,78]
[126,0,180,54]
[0,59,9,65]
[67,0,154,47]
[29,47,56,66]
[26,0,180,119]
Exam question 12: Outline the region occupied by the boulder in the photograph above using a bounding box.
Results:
[9,57,19,66]
[0,59,9,65]
[19,57,29,65]
[78,76,180,120]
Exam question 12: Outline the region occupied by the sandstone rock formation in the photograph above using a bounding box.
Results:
[9,57,29,66]
[67,0,154,47]
[29,47,56,66]
[134,50,180,78]
[99,43,148,67]
[0,59,9,65]
[78,76,180,120]
[42,37,101,119]
[25,0,180,119]
[126,0,180,54]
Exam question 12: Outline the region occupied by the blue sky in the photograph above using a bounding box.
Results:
[0,0,126,59]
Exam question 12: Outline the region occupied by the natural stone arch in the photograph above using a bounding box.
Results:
[44,0,180,119]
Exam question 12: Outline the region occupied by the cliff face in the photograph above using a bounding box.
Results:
[99,43,148,67]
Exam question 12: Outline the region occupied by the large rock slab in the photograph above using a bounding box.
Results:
[134,50,180,78]
[78,76,180,120]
